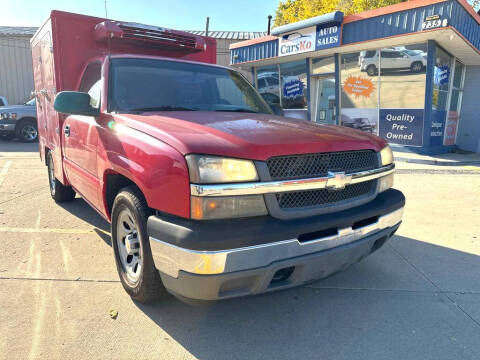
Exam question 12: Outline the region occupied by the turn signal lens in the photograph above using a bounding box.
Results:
[191,195,267,220]
[380,145,394,166]
[378,173,394,193]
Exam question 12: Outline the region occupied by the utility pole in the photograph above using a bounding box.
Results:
[104,0,108,18]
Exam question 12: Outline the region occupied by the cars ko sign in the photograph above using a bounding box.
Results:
[278,26,315,56]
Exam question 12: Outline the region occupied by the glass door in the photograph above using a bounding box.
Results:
[312,74,336,124]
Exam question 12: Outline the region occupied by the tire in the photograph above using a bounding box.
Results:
[411,61,423,73]
[15,119,38,142]
[111,186,167,303]
[47,151,76,202]
[366,65,377,76]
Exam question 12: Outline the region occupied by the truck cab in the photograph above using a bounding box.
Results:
[32,11,404,303]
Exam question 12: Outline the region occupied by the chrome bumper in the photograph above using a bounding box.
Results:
[191,164,394,197]
[149,207,403,278]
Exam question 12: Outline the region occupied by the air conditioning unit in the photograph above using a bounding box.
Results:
[94,21,205,53]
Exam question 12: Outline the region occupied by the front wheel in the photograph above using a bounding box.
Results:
[16,120,38,142]
[366,65,378,76]
[111,186,167,303]
[47,151,75,202]
[411,61,423,73]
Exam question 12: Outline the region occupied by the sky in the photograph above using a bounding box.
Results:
[0,0,279,31]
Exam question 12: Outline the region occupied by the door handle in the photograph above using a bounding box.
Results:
[64,125,70,137]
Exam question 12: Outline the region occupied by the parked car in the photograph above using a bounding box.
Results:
[0,98,38,142]
[33,11,404,303]
[360,48,426,76]
[342,117,375,133]
[0,96,8,106]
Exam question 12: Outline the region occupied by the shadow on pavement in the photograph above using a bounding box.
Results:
[0,138,39,153]
[133,235,480,360]
[58,197,111,246]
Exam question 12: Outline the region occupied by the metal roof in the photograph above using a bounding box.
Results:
[0,26,38,36]
[185,30,267,40]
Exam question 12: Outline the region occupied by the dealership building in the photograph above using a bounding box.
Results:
[230,0,480,154]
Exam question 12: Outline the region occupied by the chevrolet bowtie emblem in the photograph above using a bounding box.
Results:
[325,171,352,191]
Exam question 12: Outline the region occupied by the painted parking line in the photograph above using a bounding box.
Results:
[0,227,110,235]
[0,161,12,186]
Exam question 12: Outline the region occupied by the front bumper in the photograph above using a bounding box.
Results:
[0,123,15,132]
[148,189,405,300]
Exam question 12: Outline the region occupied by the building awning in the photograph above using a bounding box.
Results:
[271,11,344,36]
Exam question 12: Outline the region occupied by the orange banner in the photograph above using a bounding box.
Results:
[343,76,375,98]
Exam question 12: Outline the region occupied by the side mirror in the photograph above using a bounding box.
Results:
[270,104,284,116]
[54,91,100,117]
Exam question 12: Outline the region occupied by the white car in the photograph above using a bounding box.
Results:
[0,96,7,107]
[360,49,427,76]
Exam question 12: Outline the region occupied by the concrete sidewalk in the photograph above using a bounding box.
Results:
[394,150,480,167]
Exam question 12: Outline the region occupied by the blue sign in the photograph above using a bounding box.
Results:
[283,79,304,98]
[379,109,424,146]
[434,65,450,86]
[430,109,446,146]
[315,23,340,50]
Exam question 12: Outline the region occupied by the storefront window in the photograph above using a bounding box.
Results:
[312,56,335,74]
[256,65,281,106]
[340,51,379,135]
[444,59,465,146]
[431,46,453,146]
[279,61,308,110]
[379,44,427,109]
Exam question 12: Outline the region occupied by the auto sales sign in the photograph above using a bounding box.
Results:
[279,26,316,56]
[278,23,340,57]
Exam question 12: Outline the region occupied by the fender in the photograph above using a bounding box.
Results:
[96,117,190,220]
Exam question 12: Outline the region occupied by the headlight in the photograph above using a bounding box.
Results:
[191,195,267,220]
[379,145,394,166]
[186,155,258,184]
[0,112,17,120]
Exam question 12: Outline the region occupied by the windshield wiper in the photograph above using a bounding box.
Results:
[128,106,198,112]
[215,108,258,113]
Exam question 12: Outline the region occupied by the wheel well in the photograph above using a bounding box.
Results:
[105,173,144,217]
[17,117,37,125]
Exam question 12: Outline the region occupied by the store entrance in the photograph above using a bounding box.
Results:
[312,74,336,124]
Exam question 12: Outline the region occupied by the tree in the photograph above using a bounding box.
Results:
[274,0,405,27]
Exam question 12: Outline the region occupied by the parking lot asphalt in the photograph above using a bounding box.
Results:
[0,139,479,360]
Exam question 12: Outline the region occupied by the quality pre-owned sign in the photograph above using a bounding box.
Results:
[379,109,424,146]
[279,26,316,56]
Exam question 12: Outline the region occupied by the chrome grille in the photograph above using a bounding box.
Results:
[266,150,378,181]
[276,180,377,209]
[266,150,378,211]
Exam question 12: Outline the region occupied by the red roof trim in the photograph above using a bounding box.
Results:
[457,0,480,24]
[229,35,278,50]
[343,0,448,24]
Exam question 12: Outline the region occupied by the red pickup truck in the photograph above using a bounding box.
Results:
[32,11,404,303]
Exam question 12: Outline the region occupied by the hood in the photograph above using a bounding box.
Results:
[113,111,387,161]
[0,104,35,115]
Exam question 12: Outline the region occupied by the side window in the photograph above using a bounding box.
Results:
[0,98,4,106]
[79,62,102,108]
[258,78,267,89]
[268,76,279,86]
[88,80,102,109]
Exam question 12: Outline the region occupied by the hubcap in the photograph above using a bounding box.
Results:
[21,125,37,141]
[413,63,421,72]
[116,208,142,283]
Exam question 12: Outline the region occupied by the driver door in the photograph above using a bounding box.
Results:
[63,62,102,208]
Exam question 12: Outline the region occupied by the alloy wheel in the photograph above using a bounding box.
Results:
[116,208,142,283]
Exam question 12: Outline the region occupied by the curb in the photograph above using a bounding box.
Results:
[395,157,480,167]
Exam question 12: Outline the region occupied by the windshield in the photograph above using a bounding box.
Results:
[109,58,272,114]
[25,98,35,106]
